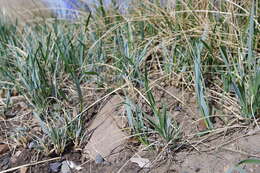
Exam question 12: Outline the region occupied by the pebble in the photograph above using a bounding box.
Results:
[95,154,105,164]
[61,161,72,173]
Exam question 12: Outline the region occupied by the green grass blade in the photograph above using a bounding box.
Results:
[193,41,213,129]
[237,158,260,165]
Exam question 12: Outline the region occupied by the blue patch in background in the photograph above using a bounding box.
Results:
[42,0,90,19]
[42,0,131,19]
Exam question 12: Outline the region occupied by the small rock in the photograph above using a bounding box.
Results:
[95,154,105,164]
[49,162,62,173]
[61,161,71,173]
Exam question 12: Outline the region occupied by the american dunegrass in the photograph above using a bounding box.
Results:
[0,1,259,169]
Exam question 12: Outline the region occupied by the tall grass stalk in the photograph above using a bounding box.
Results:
[193,42,213,129]
[220,1,259,119]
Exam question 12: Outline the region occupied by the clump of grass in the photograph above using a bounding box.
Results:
[144,70,180,142]
[220,1,259,119]
[125,97,150,145]
[124,93,180,146]
[33,104,85,156]
[124,70,180,145]
[0,19,94,154]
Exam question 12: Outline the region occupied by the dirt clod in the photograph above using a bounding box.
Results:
[83,95,127,162]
